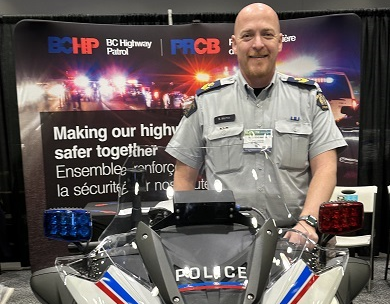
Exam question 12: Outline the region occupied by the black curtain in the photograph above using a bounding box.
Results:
[358,11,390,255]
[0,9,389,268]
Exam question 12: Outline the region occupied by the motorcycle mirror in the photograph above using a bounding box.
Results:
[43,209,92,241]
[317,201,364,235]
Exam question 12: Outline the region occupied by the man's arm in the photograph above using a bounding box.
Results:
[173,160,199,190]
[294,149,338,242]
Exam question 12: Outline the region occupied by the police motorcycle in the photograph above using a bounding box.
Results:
[30,145,370,304]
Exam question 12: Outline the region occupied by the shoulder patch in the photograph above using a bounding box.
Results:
[182,96,197,118]
[316,92,329,111]
[196,78,235,96]
[283,77,316,87]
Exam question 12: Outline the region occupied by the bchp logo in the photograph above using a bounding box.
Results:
[48,36,100,54]
[171,38,220,55]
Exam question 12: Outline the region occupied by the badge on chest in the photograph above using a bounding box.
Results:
[243,129,273,152]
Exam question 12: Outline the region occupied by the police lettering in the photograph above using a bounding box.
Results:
[175,266,247,281]
[171,38,220,55]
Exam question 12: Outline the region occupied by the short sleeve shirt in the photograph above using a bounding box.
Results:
[166,71,347,226]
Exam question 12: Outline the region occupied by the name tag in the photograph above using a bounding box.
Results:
[243,129,273,152]
[214,114,236,124]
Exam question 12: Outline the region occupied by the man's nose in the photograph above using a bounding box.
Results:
[252,34,265,49]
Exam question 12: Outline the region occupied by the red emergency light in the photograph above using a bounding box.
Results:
[318,201,364,235]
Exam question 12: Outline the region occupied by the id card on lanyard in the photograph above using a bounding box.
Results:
[243,129,273,152]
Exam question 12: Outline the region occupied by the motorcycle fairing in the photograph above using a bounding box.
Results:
[263,259,344,304]
[54,240,344,304]
[64,265,162,304]
[136,219,279,304]
[300,266,343,304]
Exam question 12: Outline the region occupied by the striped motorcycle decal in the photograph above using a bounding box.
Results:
[280,265,319,304]
[178,281,246,292]
[95,271,139,304]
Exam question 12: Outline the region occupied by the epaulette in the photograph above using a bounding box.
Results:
[316,92,329,111]
[281,74,328,111]
[182,96,197,118]
[282,76,316,87]
[196,77,235,96]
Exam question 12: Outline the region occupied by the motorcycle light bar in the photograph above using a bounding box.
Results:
[44,209,92,242]
[173,190,236,226]
[318,201,364,234]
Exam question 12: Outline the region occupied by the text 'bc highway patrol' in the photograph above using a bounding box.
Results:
[106,39,153,55]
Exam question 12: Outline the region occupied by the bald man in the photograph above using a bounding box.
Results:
[166,3,347,242]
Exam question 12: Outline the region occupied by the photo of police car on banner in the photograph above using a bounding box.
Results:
[13,14,361,269]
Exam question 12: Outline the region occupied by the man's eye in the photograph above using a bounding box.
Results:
[262,33,275,40]
[241,34,253,41]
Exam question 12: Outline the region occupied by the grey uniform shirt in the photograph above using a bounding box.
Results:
[166,71,347,226]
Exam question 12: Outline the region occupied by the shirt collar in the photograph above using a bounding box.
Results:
[236,70,276,96]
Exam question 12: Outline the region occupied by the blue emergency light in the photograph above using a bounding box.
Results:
[44,209,92,242]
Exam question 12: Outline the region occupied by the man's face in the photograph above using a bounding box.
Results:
[232,8,283,87]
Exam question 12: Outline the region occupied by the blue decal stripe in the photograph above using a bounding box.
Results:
[178,281,245,289]
[178,281,244,288]
[280,266,313,304]
[102,271,138,304]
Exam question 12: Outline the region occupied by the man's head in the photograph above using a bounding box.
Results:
[232,3,283,88]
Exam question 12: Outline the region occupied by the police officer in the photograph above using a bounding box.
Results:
[165,3,347,243]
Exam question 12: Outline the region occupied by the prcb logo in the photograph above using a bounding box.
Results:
[171,38,220,55]
[48,36,100,54]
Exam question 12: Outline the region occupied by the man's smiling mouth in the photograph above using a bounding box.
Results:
[249,54,268,58]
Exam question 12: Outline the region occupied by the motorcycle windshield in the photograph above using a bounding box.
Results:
[53,145,349,304]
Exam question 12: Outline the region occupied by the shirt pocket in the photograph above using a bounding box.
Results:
[274,120,312,170]
[207,124,244,174]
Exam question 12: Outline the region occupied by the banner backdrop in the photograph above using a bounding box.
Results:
[14,14,361,268]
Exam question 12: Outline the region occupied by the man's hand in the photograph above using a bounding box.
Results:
[284,221,318,246]
[293,221,318,243]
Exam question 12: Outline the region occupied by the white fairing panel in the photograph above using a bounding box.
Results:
[263,260,343,304]
[65,265,162,304]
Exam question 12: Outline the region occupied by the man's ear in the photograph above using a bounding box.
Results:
[231,35,237,54]
[278,33,283,52]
